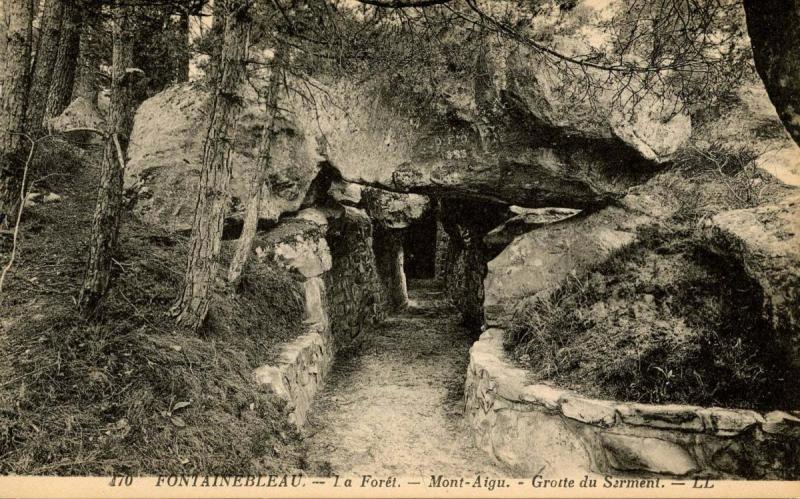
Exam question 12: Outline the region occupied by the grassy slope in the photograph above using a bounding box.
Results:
[506,151,799,410]
[507,222,799,410]
[0,140,314,475]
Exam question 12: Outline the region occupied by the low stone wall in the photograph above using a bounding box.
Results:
[253,326,334,427]
[465,328,800,479]
[251,207,385,426]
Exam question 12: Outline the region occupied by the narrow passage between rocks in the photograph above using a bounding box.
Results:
[306,279,508,476]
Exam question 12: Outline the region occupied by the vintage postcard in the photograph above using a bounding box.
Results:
[0,0,799,497]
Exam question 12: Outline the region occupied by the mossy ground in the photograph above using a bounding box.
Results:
[0,139,315,475]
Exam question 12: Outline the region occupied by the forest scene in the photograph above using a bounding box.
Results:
[0,0,799,484]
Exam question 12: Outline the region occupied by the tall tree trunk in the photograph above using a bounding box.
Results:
[174,3,249,331]
[73,1,100,105]
[175,9,191,83]
[228,46,283,286]
[44,0,80,120]
[0,0,33,229]
[25,0,63,136]
[743,0,800,147]
[78,2,135,315]
[1,0,12,91]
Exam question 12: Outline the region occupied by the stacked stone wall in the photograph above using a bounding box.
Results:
[325,207,387,349]
[440,230,487,331]
[434,219,450,282]
[466,328,800,479]
[252,207,385,426]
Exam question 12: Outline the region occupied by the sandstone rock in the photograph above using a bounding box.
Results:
[484,206,639,327]
[128,32,690,229]
[601,433,697,476]
[361,187,430,229]
[483,173,686,328]
[253,218,331,278]
[560,396,618,428]
[484,208,581,249]
[482,1,690,163]
[125,83,322,232]
[490,407,592,475]
[520,384,565,411]
[253,365,289,398]
[48,96,105,143]
[698,408,765,437]
[302,277,328,330]
[327,180,362,205]
[702,195,800,365]
[763,411,800,436]
[617,403,705,432]
[691,83,800,188]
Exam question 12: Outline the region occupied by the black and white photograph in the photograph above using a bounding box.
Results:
[0,0,799,496]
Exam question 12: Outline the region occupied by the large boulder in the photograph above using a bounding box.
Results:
[125,0,692,230]
[297,76,687,209]
[479,1,691,162]
[702,194,800,365]
[125,83,322,232]
[253,215,332,280]
[361,187,430,230]
[48,97,106,144]
[484,184,681,327]
[484,207,581,251]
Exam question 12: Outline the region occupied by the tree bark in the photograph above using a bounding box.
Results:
[175,9,191,83]
[1,1,11,85]
[44,0,81,120]
[174,3,249,331]
[0,0,33,228]
[78,3,135,315]
[228,46,284,287]
[25,0,63,136]
[73,1,101,105]
[743,0,800,147]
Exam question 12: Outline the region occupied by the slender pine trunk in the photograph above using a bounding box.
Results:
[73,1,101,105]
[175,10,191,83]
[0,0,33,228]
[44,0,81,120]
[78,2,135,316]
[174,3,249,331]
[24,0,63,136]
[228,46,284,286]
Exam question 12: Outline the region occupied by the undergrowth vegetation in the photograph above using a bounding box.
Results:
[506,142,798,410]
[0,141,311,474]
[506,223,799,410]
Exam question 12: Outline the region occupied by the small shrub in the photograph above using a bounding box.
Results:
[673,141,776,211]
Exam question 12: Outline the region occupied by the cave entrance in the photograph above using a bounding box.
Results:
[402,211,437,280]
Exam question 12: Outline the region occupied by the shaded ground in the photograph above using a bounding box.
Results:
[306,279,507,476]
[0,141,309,474]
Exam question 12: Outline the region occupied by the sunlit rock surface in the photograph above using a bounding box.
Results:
[125,83,322,232]
[702,194,800,365]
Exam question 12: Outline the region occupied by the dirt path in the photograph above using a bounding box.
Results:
[305,279,508,477]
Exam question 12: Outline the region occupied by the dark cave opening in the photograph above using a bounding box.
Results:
[402,211,438,279]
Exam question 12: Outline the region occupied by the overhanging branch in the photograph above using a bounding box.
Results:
[356,0,454,8]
